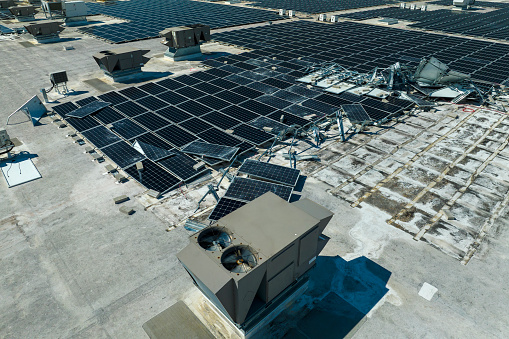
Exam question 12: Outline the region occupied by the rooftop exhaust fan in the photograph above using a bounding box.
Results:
[221,245,258,273]
[197,226,232,251]
[159,24,211,61]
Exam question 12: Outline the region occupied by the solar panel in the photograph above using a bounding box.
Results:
[124,159,181,194]
[156,106,192,123]
[119,87,149,100]
[98,92,128,105]
[237,159,300,187]
[175,86,207,100]
[156,125,197,148]
[81,125,122,148]
[208,197,247,221]
[177,100,212,116]
[111,118,147,139]
[114,101,148,117]
[157,91,188,105]
[65,115,101,132]
[133,139,175,161]
[267,111,310,127]
[100,141,146,168]
[214,90,249,105]
[341,104,371,124]
[137,96,169,111]
[224,177,293,202]
[196,95,231,110]
[133,112,171,131]
[157,151,208,182]
[198,128,245,147]
[179,117,214,134]
[138,82,166,95]
[231,124,274,146]
[94,107,125,125]
[181,141,239,161]
[66,101,111,119]
[220,105,260,123]
[201,111,241,130]
[52,102,79,117]
[249,116,289,135]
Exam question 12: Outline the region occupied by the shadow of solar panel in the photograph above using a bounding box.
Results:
[232,124,274,146]
[201,111,241,130]
[224,177,293,202]
[208,197,247,221]
[94,106,125,125]
[130,112,169,131]
[267,111,310,127]
[157,124,198,148]
[119,87,149,100]
[111,118,147,139]
[100,141,146,168]
[249,116,289,135]
[65,115,101,132]
[157,151,208,182]
[98,91,128,105]
[137,96,169,111]
[156,106,192,123]
[114,101,148,117]
[179,117,214,134]
[52,102,79,117]
[182,141,239,161]
[238,159,300,187]
[82,125,122,148]
[138,82,166,95]
[342,104,371,124]
[124,159,181,194]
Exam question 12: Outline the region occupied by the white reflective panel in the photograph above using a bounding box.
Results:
[1,155,42,187]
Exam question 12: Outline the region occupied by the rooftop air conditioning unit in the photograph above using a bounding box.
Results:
[178,192,333,332]
[24,21,65,43]
[8,6,37,21]
[93,47,150,81]
[160,24,211,61]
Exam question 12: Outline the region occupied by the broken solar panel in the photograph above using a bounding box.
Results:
[100,141,146,169]
[237,159,300,187]
[341,104,371,124]
[66,101,111,119]
[249,116,289,135]
[208,197,247,221]
[133,139,175,161]
[224,177,293,202]
[181,141,239,162]
[124,159,181,194]
[157,151,208,182]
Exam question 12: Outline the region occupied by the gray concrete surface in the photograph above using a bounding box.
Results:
[1,8,509,339]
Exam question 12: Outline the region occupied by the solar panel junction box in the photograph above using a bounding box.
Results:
[114,195,129,204]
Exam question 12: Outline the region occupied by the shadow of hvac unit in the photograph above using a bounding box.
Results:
[24,21,65,43]
[160,24,211,61]
[93,47,150,81]
[178,192,333,337]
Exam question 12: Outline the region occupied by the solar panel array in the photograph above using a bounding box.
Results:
[78,0,282,43]
[340,4,509,43]
[208,160,298,220]
[246,0,397,14]
[212,20,509,84]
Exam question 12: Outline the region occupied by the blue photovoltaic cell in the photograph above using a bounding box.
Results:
[179,117,213,134]
[231,124,274,146]
[94,107,125,124]
[114,101,148,117]
[65,116,101,132]
[156,106,193,123]
[133,112,171,131]
[66,101,111,119]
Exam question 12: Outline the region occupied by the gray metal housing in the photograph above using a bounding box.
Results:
[177,192,333,325]
[93,47,150,77]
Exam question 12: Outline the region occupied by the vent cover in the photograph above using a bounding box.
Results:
[197,226,232,251]
[221,245,258,273]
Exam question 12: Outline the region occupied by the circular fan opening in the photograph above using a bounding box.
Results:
[221,245,258,273]
[197,226,232,251]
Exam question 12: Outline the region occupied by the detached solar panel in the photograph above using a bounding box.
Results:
[181,141,239,162]
[124,159,181,194]
[157,151,208,182]
[237,159,300,187]
[66,101,111,119]
[100,141,146,169]
[341,104,371,124]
